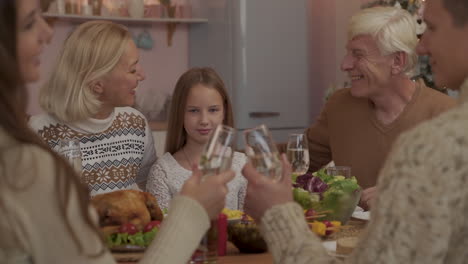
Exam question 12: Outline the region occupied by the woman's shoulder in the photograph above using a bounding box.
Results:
[394,104,467,162]
[28,113,60,131]
[2,141,57,189]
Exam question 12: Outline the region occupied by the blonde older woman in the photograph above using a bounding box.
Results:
[30,21,156,195]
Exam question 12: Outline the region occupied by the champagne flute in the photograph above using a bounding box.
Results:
[286,133,309,175]
[190,124,235,264]
[198,124,236,179]
[59,138,82,174]
[243,124,282,181]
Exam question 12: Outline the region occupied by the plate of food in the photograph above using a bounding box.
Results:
[110,244,146,253]
[91,190,164,252]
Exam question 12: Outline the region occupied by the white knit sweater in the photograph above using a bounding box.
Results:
[29,107,157,196]
[147,151,247,210]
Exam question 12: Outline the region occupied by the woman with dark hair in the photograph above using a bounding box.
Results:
[0,0,234,263]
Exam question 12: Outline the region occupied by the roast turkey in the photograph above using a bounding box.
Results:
[91,190,164,232]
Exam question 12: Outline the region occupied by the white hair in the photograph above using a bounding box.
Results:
[348,7,418,76]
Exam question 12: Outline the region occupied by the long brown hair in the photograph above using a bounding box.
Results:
[0,0,103,256]
[165,67,234,154]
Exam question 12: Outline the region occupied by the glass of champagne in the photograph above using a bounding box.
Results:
[286,133,309,176]
[199,124,236,179]
[59,138,82,174]
[190,124,235,264]
[243,124,282,181]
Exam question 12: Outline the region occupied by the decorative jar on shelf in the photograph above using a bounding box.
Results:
[128,0,144,18]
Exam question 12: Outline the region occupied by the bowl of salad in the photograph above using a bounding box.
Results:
[293,168,361,224]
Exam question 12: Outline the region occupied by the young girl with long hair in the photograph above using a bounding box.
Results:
[146,67,247,210]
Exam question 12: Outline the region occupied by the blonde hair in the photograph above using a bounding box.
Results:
[165,67,234,154]
[348,7,418,76]
[40,21,132,122]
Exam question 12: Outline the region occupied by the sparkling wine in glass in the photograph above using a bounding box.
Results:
[244,124,282,181]
[286,133,309,175]
[198,125,235,179]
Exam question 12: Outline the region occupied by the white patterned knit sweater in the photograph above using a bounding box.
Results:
[29,107,157,196]
[146,152,247,210]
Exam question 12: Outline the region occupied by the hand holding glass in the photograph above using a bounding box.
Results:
[199,125,235,179]
[190,124,235,264]
[244,124,282,182]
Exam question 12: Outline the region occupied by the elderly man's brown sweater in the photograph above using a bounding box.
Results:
[306,80,456,189]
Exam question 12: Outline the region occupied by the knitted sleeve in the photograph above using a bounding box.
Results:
[140,196,210,264]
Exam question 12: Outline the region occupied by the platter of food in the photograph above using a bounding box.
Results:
[91,190,164,252]
[110,244,146,253]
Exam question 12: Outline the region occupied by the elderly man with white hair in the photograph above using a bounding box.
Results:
[304,6,455,209]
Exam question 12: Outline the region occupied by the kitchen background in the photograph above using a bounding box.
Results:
[28,0,372,154]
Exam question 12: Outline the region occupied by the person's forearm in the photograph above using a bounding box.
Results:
[260,202,337,264]
[141,196,210,264]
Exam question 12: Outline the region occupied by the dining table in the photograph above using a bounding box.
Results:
[114,218,367,264]
[113,243,273,264]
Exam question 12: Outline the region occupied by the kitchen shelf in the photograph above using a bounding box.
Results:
[43,13,208,46]
[43,13,208,24]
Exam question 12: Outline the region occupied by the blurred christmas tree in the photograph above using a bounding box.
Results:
[361,0,441,92]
